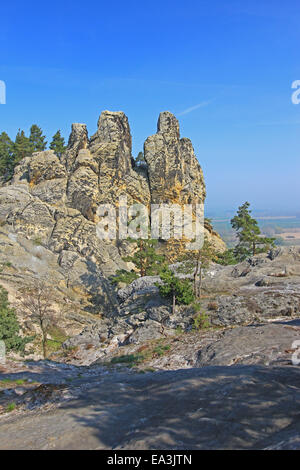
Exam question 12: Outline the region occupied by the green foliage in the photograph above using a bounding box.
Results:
[13,129,32,165]
[153,344,171,356]
[0,286,31,353]
[0,378,27,386]
[0,124,49,180]
[231,202,276,260]
[157,266,195,306]
[50,130,66,158]
[6,402,16,412]
[0,132,14,179]
[214,248,239,266]
[29,125,47,152]
[204,217,213,231]
[192,304,210,330]
[32,236,43,246]
[110,269,139,286]
[110,353,145,367]
[175,325,184,335]
[123,239,165,277]
[46,326,68,354]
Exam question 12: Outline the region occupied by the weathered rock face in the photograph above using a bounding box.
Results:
[144,111,224,252]
[144,111,206,206]
[0,110,225,352]
[1,109,224,267]
[62,123,89,171]
[89,110,150,208]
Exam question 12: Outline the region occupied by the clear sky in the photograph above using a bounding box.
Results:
[0,0,299,214]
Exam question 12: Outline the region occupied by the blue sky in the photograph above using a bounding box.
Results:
[0,0,299,214]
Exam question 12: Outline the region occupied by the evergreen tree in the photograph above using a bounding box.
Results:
[157,266,195,314]
[0,285,31,353]
[49,130,66,158]
[13,129,32,165]
[123,239,165,277]
[0,132,14,179]
[29,124,47,152]
[231,202,275,260]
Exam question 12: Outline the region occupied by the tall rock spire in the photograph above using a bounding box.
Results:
[144,111,206,206]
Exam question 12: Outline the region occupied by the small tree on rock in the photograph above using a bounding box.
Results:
[231,202,275,260]
[123,239,165,277]
[157,266,195,314]
[179,237,216,298]
[18,281,57,359]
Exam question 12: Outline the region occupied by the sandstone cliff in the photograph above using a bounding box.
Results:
[0,110,225,353]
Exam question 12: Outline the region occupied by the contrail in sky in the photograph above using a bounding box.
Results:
[177,99,214,116]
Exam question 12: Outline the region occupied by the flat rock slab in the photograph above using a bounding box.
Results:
[0,365,300,450]
[196,321,300,367]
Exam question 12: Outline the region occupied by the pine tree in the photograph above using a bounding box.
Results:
[49,130,66,158]
[157,266,195,314]
[29,124,47,152]
[231,202,276,260]
[123,239,165,277]
[0,132,14,179]
[13,129,32,165]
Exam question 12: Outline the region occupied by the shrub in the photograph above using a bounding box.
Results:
[110,269,138,285]
[157,266,195,313]
[110,353,145,367]
[215,249,239,266]
[0,285,32,353]
[6,402,16,412]
[153,344,171,357]
[32,237,43,246]
[192,304,210,330]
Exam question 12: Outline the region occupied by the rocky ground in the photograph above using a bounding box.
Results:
[59,246,300,365]
[0,110,299,449]
[0,316,300,450]
[1,238,300,449]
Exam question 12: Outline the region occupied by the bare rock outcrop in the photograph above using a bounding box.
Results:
[144,111,206,205]
[0,110,225,350]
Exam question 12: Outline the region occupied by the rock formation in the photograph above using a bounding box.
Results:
[144,111,206,206]
[1,110,224,266]
[0,109,226,356]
